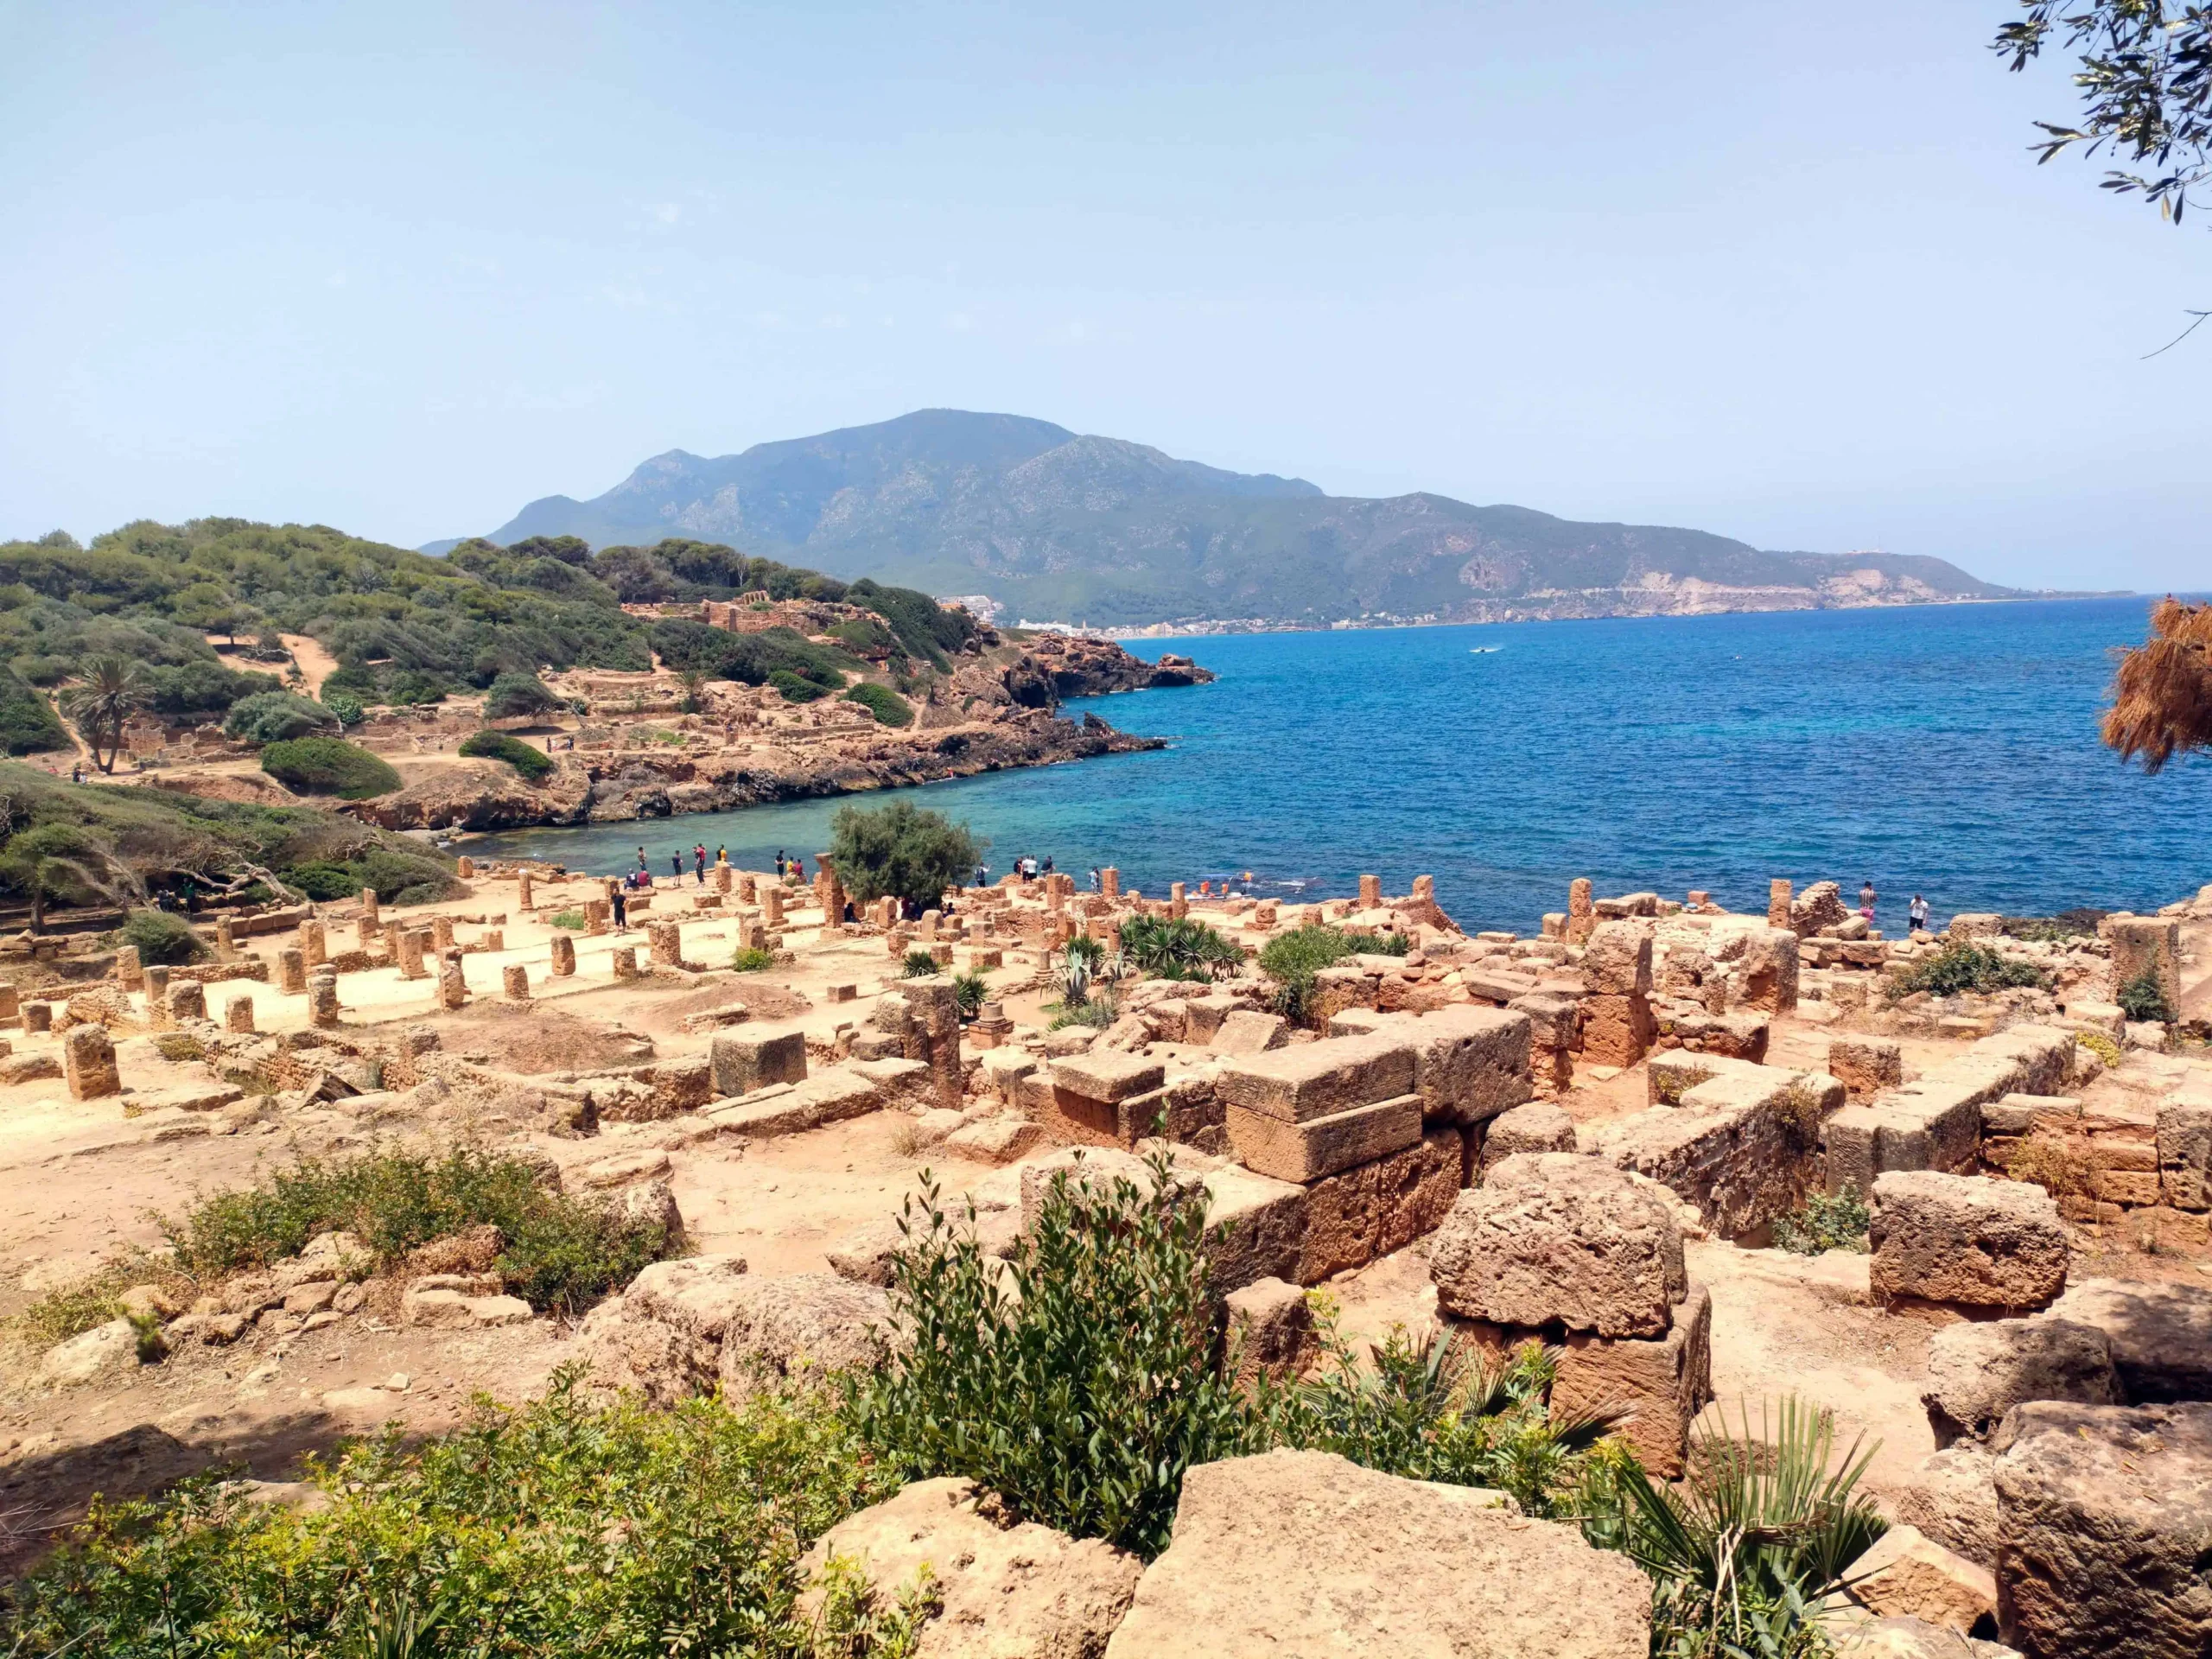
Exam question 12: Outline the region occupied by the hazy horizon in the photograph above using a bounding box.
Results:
[3,0,2205,591]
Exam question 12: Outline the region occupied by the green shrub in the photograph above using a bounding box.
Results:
[159,1147,675,1316]
[321,690,365,727]
[2002,909,2105,943]
[482,671,561,719]
[902,948,941,977]
[952,970,988,1020]
[769,668,830,703]
[1587,1398,1886,1656]
[2118,966,2177,1025]
[844,682,913,727]
[1886,941,2053,999]
[1046,995,1118,1031]
[3,1377,922,1659]
[118,907,207,965]
[258,737,401,799]
[549,907,586,930]
[1256,924,1396,1020]
[0,670,67,753]
[458,729,555,781]
[829,801,980,910]
[222,690,336,744]
[280,844,460,905]
[852,1154,1268,1558]
[1770,1184,1872,1255]
[1118,914,1245,981]
[732,945,777,972]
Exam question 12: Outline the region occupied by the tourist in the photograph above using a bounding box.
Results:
[671,852,683,880]
[693,843,707,883]
[611,887,628,931]
[636,846,648,873]
[1042,855,1054,874]
[791,854,806,882]
[715,845,727,865]
[1909,893,1930,934]
[975,863,988,887]
[1859,879,1877,924]
[776,849,787,878]
[1088,867,1100,891]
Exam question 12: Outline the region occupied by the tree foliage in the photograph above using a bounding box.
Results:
[1997,2,2212,223]
[60,658,151,773]
[2104,596,2212,771]
[259,738,403,800]
[827,802,979,909]
[458,729,556,781]
[222,690,336,744]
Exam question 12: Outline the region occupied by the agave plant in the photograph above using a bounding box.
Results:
[1597,1396,1888,1658]
[1117,914,1247,982]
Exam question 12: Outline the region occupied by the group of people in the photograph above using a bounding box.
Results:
[1855,880,1933,936]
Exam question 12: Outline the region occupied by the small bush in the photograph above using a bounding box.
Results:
[2007,1135,2096,1198]
[259,737,401,799]
[222,690,336,744]
[1118,914,1245,981]
[159,1147,675,1316]
[549,907,586,930]
[3,1378,918,1659]
[1887,941,2053,999]
[732,945,777,972]
[952,970,988,1020]
[2118,966,2177,1025]
[1047,994,1118,1031]
[482,671,561,719]
[321,690,365,727]
[0,670,68,753]
[902,947,941,977]
[1256,924,1381,1020]
[17,1250,194,1348]
[2076,1027,2123,1069]
[118,907,207,965]
[458,729,555,782]
[2002,910,2105,943]
[769,668,830,703]
[154,1033,207,1063]
[1771,1184,1872,1255]
[852,1155,1268,1558]
[830,801,981,910]
[843,682,912,727]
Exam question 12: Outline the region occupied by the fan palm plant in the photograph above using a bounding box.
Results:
[59,657,152,773]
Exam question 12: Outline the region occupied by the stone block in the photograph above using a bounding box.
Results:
[2158,1093,2212,1211]
[710,1028,808,1097]
[63,1025,122,1101]
[2044,1278,2212,1402]
[1869,1173,2068,1311]
[169,982,207,1021]
[550,934,575,976]
[1394,1003,1534,1127]
[1991,1400,2212,1659]
[1553,1282,1713,1478]
[1580,992,1656,1066]
[1211,1008,1288,1055]
[1482,1101,1577,1167]
[1103,1449,1650,1659]
[1224,1277,1319,1383]
[1583,921,1652,995]
[1181,993,1240,1044]
[1116,1074,1225,1152]
[1830,1037,1904,1096]
[2104,915,2183,1017]
[1736,925,1801,1014]
[1896,1444,2002,1569]
[1429,1152,1686,1338]
[1051,1051,1166,1103]
[1296,1126,1462,1281]
[1214,1032,1415,1123]
[1843,1525,1999,1637]
[502,963,530,1001]
[1922,1318,2120,1447]
[1587,1068,1835,1241]
[1226,1094,1422,1185]
[224,995,255,1033]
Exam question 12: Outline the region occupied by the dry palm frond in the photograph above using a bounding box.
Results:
[2104,597,2212,773]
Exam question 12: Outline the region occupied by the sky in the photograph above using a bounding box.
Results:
[2,0,2205,591]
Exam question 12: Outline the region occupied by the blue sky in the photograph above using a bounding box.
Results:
[2,0,2203,589]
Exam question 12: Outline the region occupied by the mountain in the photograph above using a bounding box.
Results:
[431,410,2019,628]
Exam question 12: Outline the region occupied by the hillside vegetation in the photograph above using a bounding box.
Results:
[0,521,974,736]
[460,408,2017,628]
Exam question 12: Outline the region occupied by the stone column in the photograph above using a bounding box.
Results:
[761,886,785,927]
[304,918,331,967]
[648,921,681,968]
[550,934,575,976]
[277,948,306,994]
[168,982,207,1022]
[1567,878,1594,945]
[739,874,758,903]
[114,944,144,991]
[611,945,639,980]
[145,964,171,1004]
[225,995,256,1033]
[517,871,534,912]
[64,1026,122,1101]
[0,986,16,1027]
[503,963,530,1000]
[1767,879,1794,931]
[1101,867,1119,898]
[1580,921,1656,1066]
[398,930,427,979]
[456,855,475,878]
[583,898,610,935]
[1359,874,1382,907]
[432,916,454,952]
[1170,881,1188,920]
[308,973,340,1028]
[437,955,469,1007]
[22,1003,51,1033]
[214,917,235,960]
[714,864,732,894]
[480,930,504,951]
[360,886,380,930]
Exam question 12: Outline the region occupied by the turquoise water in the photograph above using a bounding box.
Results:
[471,597,2211,934]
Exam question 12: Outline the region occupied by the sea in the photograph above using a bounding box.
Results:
[468,596,2211,936]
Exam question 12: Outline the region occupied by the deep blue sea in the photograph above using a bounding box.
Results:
[472,597,2211,935]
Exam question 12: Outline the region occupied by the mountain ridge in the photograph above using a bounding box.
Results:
[426,409,2022,627]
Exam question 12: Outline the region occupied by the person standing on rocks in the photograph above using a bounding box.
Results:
[671,851,683,881]
[1859,879,1877,925]
[1909,893,1930,934]
[611,886,628,931]
[636,846,648,874]
[693,844,707,884]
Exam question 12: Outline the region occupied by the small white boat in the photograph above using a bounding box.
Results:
[1469,646,1501,654]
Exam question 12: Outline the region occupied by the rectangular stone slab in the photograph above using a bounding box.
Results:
[1216,1033,1415,1124]
[1227,1093,1422,1184]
